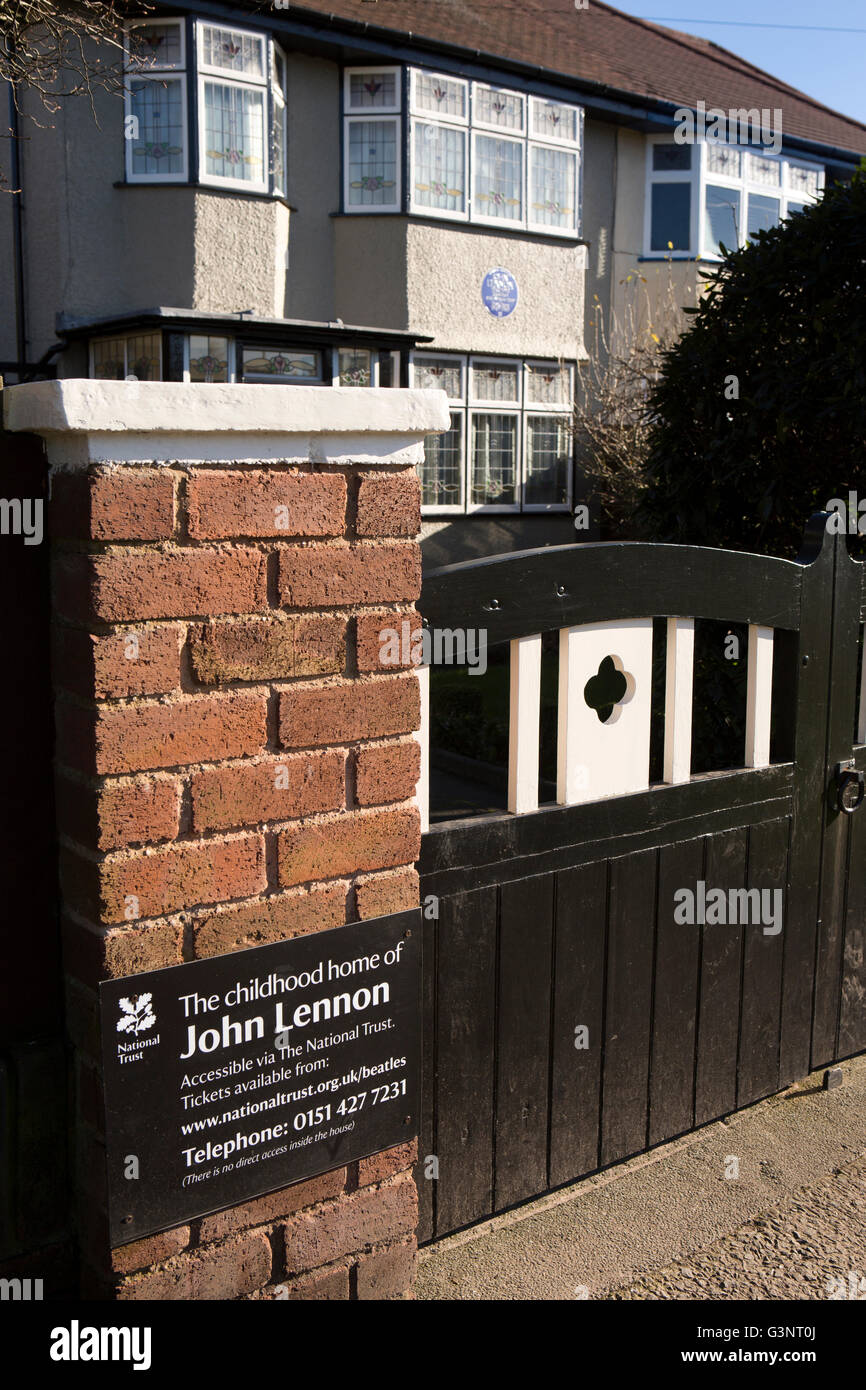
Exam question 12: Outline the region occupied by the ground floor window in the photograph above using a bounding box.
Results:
[91,334,162,380]
[410,352,574,513]
[88,333,402,388]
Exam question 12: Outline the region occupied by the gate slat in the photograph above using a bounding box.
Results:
[434,887,498,1236]
[695,828,747,1125]
[600,848,657,1166]
[737,817,789,1105]
[494,876,554,1211]
[549,860,607,1186]
[663,617,695,784]
[649,837,704,1145]
[508,634,542,814]
[745,624,774,768]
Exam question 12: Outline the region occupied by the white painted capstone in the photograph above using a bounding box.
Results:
[2,380,450,467]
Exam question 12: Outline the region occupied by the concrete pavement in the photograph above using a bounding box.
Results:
[417,1054,866,1301]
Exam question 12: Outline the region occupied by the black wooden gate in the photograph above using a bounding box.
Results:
[416,517,866,1243]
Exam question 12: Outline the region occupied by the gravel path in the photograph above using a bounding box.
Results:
[609,1153,866,1300]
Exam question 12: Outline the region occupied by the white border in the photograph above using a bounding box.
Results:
[343,114,402,213]
[197,71,269,194]
[343,65,402,114]
[196,20,267,85]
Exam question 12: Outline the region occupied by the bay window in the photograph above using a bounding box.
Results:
[411,354,574,513]
[645,136,824,258]
[124,18,287,194]
[344,66,581,234]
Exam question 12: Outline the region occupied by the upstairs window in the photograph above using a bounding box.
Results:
[124,20,188,182]
[124,18,287,195]
[645,136,824,259]
[343,67,402,212]
[343,66,582,235]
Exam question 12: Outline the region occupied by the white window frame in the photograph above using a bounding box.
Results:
[522,411,574,513]
[197,69,269,195]
[527,140,580,236]
[644,134,825,259]
[412,352,574,516]
[470,129,525,229]
[471,82,526,136]
[272,44,288,198]
[409,118,469,223]
[343,66,402,213]
[123,18,189,184]
[528,96,582,149]
[196,21,267,83]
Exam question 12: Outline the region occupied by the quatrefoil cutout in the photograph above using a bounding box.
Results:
[584,655,633,724]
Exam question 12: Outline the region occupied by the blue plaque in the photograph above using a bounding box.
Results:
[481,267,519,318]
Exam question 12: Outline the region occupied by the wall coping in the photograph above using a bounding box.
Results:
[2,381,450,468]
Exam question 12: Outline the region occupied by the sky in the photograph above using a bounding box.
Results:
[609,0,866,126]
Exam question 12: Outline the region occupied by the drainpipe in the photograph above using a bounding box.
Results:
[8,80,27,368]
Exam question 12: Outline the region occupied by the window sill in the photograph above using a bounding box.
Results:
[114,181,293,209]
[332,210,588,247]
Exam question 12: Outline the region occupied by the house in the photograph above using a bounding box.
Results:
[3,0,866,565]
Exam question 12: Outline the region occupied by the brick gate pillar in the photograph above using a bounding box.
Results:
[4,380,447,1300]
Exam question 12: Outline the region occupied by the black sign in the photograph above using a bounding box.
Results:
[99,911,420,1246]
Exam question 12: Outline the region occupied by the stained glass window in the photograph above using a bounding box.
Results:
[412,71,467,121]
[203,81,266,185]
[242,348,321,381]
[199,24,265,80]
[338,349,372,387]
[128,78,185,177]
[189,336,229,382]
[348,71,399,110]
[525,417,570,506]
[530,98,579,145]
[412,122,466,214]
[746,153,780,186]
[787,162,820,197]
[347,119,399,207]
[92,339,127,380]
[272,47,287,196]
[706,145,741,178]
[473,134,523,222]
[473,84,524,132]
[529,145,577,231]
[126,335,161,380]
[471,414,518,507]
[127,21,184,70]
[419,413,465,508]
[413,355,463,400]
[526,362,572,406]
[471,362,520,403]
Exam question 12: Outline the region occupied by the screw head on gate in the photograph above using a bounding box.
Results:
[556,584,568,597]
[483,598,501,611]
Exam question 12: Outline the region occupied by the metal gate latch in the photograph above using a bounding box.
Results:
[834,760,865,815]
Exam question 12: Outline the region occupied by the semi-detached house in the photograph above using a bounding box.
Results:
[3,0,866,565]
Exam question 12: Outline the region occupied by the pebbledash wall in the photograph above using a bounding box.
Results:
[4,379,449,1300]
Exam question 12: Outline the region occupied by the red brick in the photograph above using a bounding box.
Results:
[93,692,267,775]
[282,1173,417,1275]
[56,774,181,850]
[187,469,346,539]
[356,1237,417,1299]
[278,806,420,888]
[355,741,420,806]
[110,1227,190,1276]
[116,1230,271,1300]
[279,542,420,608]
[192,883,347,957]
[280,676,419,748]
[190,615,345,684]
[192,751,345,832]
[358,1140,418,1187]
[198,1169,347,1241]
[356,610,422,672]
[51,468,176,541]
[63,914,184,983]
[280,1265,350,1300]
[53,624,183,698]
[64,835,265,925]
[55,548,267,624]
[356,471,421,538]
[355,867,420,920]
